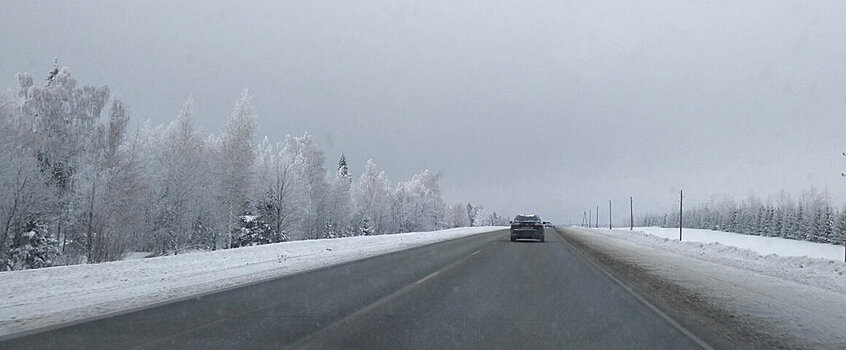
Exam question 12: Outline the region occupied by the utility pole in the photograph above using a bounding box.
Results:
[589,209,592,227]
[582,211,587,226]
[596,205,599,228]
[609,200,612,230]
[679,190,684,241]
[841,152,846,262]
[630,196,634,231]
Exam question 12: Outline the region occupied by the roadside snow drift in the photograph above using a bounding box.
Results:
[620,226,845,261]
[0,227,501,337]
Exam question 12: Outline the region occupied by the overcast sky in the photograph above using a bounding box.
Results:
[3,1,846,224]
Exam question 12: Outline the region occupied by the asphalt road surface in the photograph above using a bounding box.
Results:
[2,229,712,349]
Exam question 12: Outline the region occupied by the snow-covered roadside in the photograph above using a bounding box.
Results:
[618,226,845,261]
[566,227,846,348]
[0,226,501,337]
[608,227,846,292]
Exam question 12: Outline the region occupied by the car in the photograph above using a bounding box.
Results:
[509,214,548,242]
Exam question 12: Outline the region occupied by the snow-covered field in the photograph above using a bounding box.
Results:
[0,226,501,337]
[569,226,846,348]
[619,226,845,261]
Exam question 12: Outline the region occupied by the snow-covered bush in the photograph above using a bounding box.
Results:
[230,213,287,248]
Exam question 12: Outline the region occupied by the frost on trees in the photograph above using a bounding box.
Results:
[639,188,846,246]
[256,136,305,242]
[0,63,496,269]
[7,219,59,270]
[221,89,257,247]
[326,154,354,238]
[230,211,285,248]
[353,159,390,235]
[392,170,446,233]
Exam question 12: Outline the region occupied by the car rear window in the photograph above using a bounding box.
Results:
[513,215,540,222]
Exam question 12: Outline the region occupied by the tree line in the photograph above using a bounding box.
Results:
[640,188,846,245]
[0,66,505,270]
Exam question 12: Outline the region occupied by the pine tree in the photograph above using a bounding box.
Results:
[771,207,783,238]
[359,217,374,236]
[779,207,795,239]
[7,219,60,270]
[834,207,846,245]
[818,205,835,243]
[809,207,825,242]
[338,154,349,178]
[794,205,807,240]
[230,211,279,248]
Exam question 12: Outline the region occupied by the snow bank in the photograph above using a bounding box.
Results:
[0,226,501,337]
[598,227,846,292]
[620,226,845,261]
[568,227,846,347]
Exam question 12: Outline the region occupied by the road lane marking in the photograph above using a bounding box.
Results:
[471,250,480,255]
[288,231,506,350]
[414,271,440,284]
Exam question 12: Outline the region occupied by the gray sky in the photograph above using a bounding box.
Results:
[3,0,846,224]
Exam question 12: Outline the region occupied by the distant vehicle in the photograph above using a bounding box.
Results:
[509,214,548,242]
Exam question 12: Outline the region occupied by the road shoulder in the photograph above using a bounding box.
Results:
[555,227,822,350]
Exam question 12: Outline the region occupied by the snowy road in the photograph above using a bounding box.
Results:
[1,229,712,349]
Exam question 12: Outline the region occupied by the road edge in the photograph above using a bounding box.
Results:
[554,227,777,350]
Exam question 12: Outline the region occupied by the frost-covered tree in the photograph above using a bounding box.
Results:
[392,170,446,232]
[0,64,496,267]
[6,219,59,270]
[91,100,145,261]
[230,211,285,248]
[639,188,846,246]
[0,102,55,269]
[16,66,110,258]
[256,136,305,241]
[449,203,471,228]
[151,98,210,254]
[353,159,390,235]
[288,133,328,239]
[220,89,257,247]
[326,154,354,237]
[835,207,846,245]
[814,205,835,243]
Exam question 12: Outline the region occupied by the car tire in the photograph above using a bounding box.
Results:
[539,235,545,243]
[510,237,516,242]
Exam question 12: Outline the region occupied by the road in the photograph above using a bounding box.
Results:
[2,229,711,349]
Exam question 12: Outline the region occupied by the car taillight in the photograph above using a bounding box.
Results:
[533,224,543,228]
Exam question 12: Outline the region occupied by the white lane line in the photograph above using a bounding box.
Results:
[414,271,440,284]
[288,232,506,350]
[471,250,481,256]
[555,229,715,350]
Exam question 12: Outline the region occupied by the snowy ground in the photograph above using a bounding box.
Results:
[620,226,846,261]
[0,226,501,337]
[568,226,846,348]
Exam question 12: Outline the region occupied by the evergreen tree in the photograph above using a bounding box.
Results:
[7,219,60,270]
[230,211,282,248]
[809,207,824,242]
[771,207,783,238]
[817,205,834,243]
[794,205,807,240]
[358,217,374,236]
[835,207,846,245]
[779,207,796,239]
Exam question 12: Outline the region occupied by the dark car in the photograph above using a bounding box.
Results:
[510,214,548,242]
